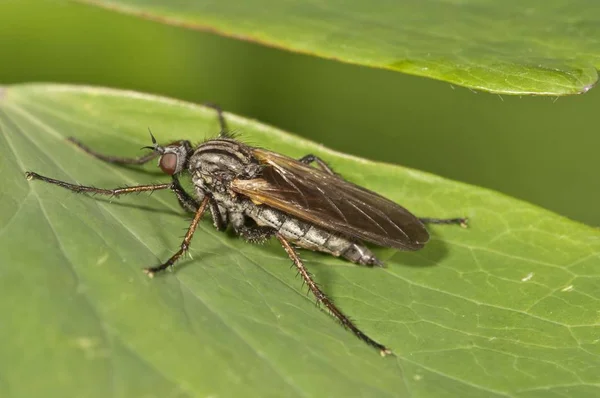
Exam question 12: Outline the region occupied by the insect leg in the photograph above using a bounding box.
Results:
[419,217,468,228]
[208,198,227,231]
[298,154,337,176]
[236,225,274,244]
[144,196,210,277]
[276,233,392,357]
[25,172,171,197]
[67,137,160,165]
[68,136,194,167]
[204,102,229,134]
[168,177,226,230]
[170,175,201,213]
[229,213,273,243]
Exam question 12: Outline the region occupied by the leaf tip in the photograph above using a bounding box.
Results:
[580,81,596,94]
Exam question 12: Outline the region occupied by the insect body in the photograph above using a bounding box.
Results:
[190,138,390,266]
[25,106,466,356]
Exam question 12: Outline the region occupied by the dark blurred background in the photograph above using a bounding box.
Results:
[2,0,598,226]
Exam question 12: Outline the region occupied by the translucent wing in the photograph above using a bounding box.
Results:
[231,148,429,250]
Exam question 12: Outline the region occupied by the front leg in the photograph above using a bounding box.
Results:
[67,137,160,166]
[170,177,227,231]
[25,172,172,197]
[68,135,193,167]
[170,175,200,213]
[144,196,210,277]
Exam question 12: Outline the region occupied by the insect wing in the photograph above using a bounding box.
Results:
[231,148,429,250]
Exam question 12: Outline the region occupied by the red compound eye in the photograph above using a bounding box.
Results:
[159,153,178,175]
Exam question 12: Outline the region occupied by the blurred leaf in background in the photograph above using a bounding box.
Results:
[77,0,600,95]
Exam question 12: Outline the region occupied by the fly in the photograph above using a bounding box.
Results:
[25,106,467,356]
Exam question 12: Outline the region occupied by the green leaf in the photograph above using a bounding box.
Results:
[75,0,600,96]
[1,83,599,397]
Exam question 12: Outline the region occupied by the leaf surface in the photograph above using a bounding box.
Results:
[1,84,599,397]
[75,0,600,95]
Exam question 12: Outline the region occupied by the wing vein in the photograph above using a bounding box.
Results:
[314,183,349,224]
[346,199,389,236]
[234,148,428,249]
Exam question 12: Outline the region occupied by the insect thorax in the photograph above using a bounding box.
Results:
[188,138,260,218]
[188,138,261,193]
[187,138,380,266]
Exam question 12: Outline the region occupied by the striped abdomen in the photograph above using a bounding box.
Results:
[245,205,382,266]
